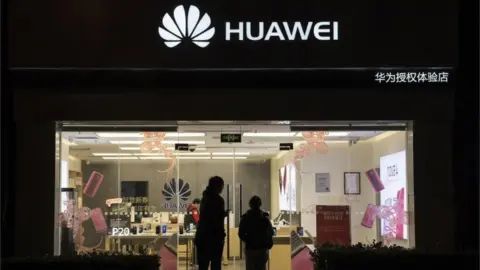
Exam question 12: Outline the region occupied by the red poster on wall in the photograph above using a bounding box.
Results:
[316,205,351,245]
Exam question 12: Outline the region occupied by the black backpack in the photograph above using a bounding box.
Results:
[242,212,273,250]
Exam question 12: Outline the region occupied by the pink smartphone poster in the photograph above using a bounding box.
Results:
[361,204,377,228]
[365,168,385,192]
[90,208,108,233]
[83,171,104,197]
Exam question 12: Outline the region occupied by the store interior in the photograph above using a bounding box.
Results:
[55,121,415,269]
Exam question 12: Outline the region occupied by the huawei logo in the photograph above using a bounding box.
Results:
[162,178,192,201]
[158,5,215,48]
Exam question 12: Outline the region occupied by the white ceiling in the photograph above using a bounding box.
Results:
[62,125,386,163]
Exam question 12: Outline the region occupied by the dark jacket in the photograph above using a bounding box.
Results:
[238,209,274,250]
[194,188,228,245]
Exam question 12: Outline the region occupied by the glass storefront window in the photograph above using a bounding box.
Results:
[279,128,415,252]
[54,121,415,269]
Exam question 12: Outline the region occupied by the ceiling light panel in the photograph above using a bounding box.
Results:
[109,139,206,145]
[109,140,143,144]
[212,157,248,160]
[243,132,296,137]
[162,140,206,145]
[177,157,211,160]
[119,147,143,150]
[133,153,164,156]
[133,152,211,156]
[139,157,167,160]
[102,157,139,160]
[92,153,132,156]
[165,133,205,137]
[211,152,250,156]
[175,152,211,156]
[119,146,207,151]
[295,132,351,137]
[97,132,205,138]
[97,133,143,138]
[139,156,211,160]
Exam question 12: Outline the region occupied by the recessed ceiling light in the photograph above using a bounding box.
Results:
[212,152,250,156]
[212,157,248,160]
[102,157,139,160]
[93,153,132,156]
[243,132,296,137]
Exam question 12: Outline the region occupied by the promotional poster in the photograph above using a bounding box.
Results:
[379,150,408,239]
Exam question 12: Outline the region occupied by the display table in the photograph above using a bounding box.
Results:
[105,233,195,251]
[106,233,196,269]
[268,235,315,270]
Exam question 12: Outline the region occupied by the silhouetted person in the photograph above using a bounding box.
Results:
[195,176,228,270]
[238,196,274,270]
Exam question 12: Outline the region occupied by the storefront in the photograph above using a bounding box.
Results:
[4,0,463,262]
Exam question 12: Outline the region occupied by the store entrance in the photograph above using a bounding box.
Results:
[55,121,413,270]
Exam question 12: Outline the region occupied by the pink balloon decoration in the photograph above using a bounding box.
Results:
[293,131,329,161]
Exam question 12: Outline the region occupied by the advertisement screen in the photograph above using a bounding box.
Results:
[379,150,407,239]
[279,164,297,211]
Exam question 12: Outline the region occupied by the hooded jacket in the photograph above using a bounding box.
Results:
[238,209,274,250]
[194,188,228,245]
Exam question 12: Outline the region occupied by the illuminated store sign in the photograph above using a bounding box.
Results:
[375,72,450,84]
[225,21,338,41]
[9,0,455,69]
[158,5,339,48]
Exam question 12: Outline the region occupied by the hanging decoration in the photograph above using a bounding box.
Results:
[294,131,329,160]
[140,132,167,152]
[140,132,176,174]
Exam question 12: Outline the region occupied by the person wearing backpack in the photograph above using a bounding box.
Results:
[238,196,274,270]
